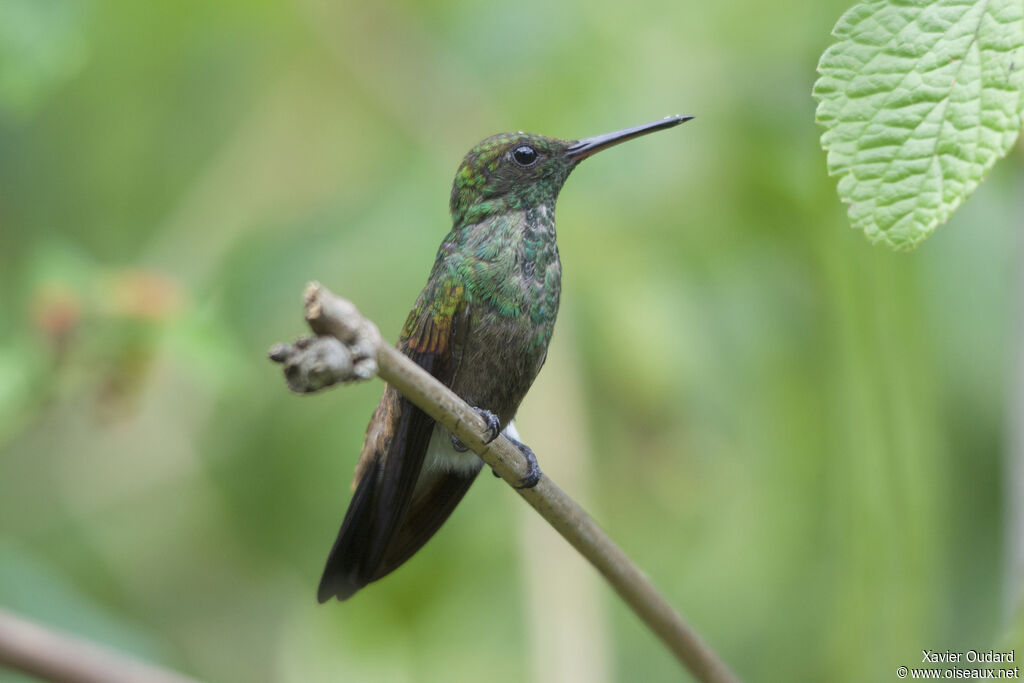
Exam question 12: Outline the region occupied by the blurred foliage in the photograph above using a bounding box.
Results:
[1,0,1022,681]
[0,0,88,118]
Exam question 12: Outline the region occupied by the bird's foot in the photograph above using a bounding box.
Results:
[475,408,502,443]
[503,436,542,489]
[489,438,544,485]
[450,407,502,452]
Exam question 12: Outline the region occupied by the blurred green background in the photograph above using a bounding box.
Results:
[2,0,1023,681]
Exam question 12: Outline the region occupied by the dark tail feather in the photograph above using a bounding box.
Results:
[317,459,383,602]
[370,464,480,582]
[317,396,480,602]
[316,460,481,601]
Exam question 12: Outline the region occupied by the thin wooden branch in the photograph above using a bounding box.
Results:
[270,282,740,683]
[0,608,199,683]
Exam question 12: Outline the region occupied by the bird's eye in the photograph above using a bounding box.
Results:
[512,145,539,167]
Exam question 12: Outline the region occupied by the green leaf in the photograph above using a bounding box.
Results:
[813,0,1024,251]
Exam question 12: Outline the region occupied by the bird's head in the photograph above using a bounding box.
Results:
[449,116,692,227]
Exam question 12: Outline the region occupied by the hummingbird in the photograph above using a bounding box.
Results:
[318,115,692,602]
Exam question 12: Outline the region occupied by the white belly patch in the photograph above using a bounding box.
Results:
[421,421,520,476]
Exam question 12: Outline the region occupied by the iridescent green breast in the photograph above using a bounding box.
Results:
[446,203,560,353]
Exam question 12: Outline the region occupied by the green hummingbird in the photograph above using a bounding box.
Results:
[318,115,692,602]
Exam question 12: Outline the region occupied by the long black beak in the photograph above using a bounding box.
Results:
[565,115,693,161]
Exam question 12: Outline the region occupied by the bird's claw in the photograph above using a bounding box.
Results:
[510,440,542,489]
[451,408,541,488]
[474,408,501,444]
[450,406,502,452]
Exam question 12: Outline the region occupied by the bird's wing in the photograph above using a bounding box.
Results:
[317,276,475,602]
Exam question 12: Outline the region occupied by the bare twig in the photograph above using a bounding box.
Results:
[0,607,199,683]
[270,282,740,683]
